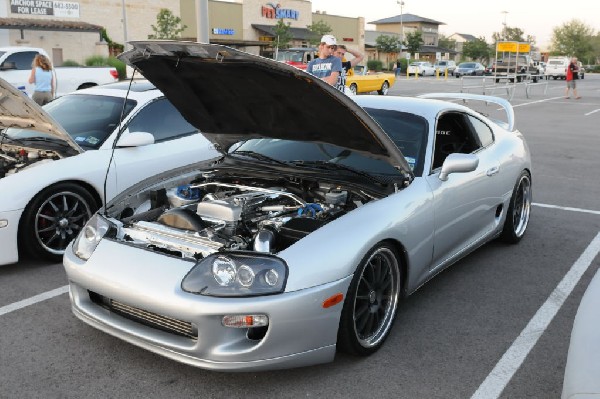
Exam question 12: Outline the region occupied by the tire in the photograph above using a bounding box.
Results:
[349,83,358,95]
[501,171,532,244]
[19,183,98,261]
[377,81,389,96]
[337,243,401,356]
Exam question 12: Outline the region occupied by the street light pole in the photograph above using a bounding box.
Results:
[397,0,405,50]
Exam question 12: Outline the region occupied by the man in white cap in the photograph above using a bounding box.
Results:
[306,34,344,91]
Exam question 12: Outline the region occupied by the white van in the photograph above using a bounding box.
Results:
[545,56,569,80]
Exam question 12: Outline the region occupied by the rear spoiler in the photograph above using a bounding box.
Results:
[418,93,515,132]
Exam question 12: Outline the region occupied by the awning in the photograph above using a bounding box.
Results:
[0,17,102,32]
[252,24,314,41]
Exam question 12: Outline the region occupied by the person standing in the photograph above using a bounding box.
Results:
[28,54,55,106]
[565,57,581,99]
[306,35,343,92]
[334,45,364,75]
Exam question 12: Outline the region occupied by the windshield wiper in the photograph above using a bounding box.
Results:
[230,150,287,165]
[289,160,389,186]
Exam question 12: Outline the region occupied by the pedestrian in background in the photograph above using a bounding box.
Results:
[394,60,402,76]
[28,54,55,106]
[565,57,581,99]
[334,45,364,76]
[306,35,343,91]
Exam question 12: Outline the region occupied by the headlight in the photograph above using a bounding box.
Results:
[181,252,288,297]
[72,213,113,261]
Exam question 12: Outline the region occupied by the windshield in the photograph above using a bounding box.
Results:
[230,108,428,177]
[459,63,476,68]
[276,50,305,63]
[4,94,136,150]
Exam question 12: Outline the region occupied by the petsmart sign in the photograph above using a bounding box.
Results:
[261,3,299,20]
[10,1,80,18]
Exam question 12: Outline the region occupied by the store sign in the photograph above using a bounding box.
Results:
[10,1,80,18]
[212,28,235,35]
[261,3,299,20]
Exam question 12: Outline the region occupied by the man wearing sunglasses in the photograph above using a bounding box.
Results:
[306,35,343,91]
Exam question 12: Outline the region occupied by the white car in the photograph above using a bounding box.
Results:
[407,61,435,76]
[0,79,218,265]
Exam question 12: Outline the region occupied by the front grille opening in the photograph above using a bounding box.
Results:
[88,291,197,340]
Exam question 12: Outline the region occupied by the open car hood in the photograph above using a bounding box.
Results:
[118,41,411,176]
[0,78,83,153]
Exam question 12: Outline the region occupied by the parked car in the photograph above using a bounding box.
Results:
[433,60,456,75]
[0,79,218,266]
[0,46,119,97]
[345,65,396,95]
[545,56,570,80]
[562,270,600,399]
[275,47,317,71]
[407,61,435,76]
[484,62,495,75]
[454,62,485,78]
[63,41,532,372]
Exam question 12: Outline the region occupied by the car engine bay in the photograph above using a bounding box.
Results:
[112,173,380,260]
[0,143,60,177]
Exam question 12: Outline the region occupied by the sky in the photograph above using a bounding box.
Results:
[309,0,599,50]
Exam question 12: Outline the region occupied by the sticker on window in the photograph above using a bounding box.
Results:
[85,136,100,145]
[404,156,416,170]
[74,136,86,142]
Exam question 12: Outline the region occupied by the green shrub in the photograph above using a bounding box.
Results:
[591,65,600,73]
[85,55,108,67]
[61,60,80,66]
[107,56,127,80]
[367,59,383,72]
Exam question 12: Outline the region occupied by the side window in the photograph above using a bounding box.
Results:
[432,112,481,170]
[4,51,39,70]
[466,115,494,148]
[126,98,197,142]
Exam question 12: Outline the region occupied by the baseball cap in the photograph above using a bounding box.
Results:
[321,35,337,46]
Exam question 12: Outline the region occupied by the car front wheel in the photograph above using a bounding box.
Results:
[501,171,532,244]
[377,81,389,95]
[19,183,98,261]
[337,243,401,356]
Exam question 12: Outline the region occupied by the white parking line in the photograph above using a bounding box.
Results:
[471,231,600,399]
[585,108,600,116]
[0,285,68,317]
[533,202,600,216]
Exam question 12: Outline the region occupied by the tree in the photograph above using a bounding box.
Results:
[550,19,595,60]
[438,34,456,51]
[462,37,491,61]
[405,31,424,56]
[375,35,401,54]
[307,20,332,46]
[148,9,187,39]
[273,19,293,50]
[492,26,526,43]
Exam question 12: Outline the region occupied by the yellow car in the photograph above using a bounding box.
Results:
[345,65,396,95]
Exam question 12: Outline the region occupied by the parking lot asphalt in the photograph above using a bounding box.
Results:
[1,75,599,399]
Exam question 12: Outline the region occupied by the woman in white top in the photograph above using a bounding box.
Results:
[28,54,55,106]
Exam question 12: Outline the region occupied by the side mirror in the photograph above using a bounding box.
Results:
[0,61,17,70]
[439,153,479,181]
[115,131,155,148]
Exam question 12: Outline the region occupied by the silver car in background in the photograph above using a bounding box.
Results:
[63,41,532,371]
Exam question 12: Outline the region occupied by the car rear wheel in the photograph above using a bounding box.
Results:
[377,81,389,95]
[337,243,401,356]
[501,171,532,244]
[19,183,98,261]
[349,83,358,95]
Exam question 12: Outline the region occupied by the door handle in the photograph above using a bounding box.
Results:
[486,166,499,176]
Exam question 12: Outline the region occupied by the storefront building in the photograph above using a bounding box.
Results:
[0,0,364,66]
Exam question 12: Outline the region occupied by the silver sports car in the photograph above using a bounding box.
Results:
[63,41,532,371]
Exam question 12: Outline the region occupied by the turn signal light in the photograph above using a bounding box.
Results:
[222,314,268,328]
[322,293,344,308]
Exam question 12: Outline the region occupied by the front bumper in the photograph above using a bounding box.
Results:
[0,208,24,266]
[64,239,351,371]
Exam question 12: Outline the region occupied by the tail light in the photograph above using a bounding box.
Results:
[110,69,119,80]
